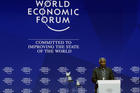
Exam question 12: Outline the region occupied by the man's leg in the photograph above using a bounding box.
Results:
[95,88,97,93]
[95,84,98,93]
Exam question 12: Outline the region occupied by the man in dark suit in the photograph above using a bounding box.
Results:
[92,57,114,93]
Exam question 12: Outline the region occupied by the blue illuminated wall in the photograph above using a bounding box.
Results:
[0,0,139,93]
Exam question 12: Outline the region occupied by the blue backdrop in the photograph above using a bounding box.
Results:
[0,0,139,93]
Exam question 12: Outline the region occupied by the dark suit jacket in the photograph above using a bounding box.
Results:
[92,66,114,93]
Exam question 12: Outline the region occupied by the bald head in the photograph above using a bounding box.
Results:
[99,57,106,68]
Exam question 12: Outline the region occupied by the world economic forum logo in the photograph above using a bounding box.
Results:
[130,77,140,84]
[39,67,50,74]
[3,78,14,85]
[40,78,51,85]
[130,87,140,93]
[57,77,68,85]
[57,67,69,74]
[21,67,32,74]
[76,77,87,85]
[75,67,87,74]
[3,89,14,93]
[3,67,14,74]
[28,0,79,32]
[21,89,32,93]
[130,66,140,74]
[58,88,69,93]
[40,88,51,93]
[112,66,123,74]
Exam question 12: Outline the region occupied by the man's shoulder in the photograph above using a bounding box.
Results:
[106,67,113,71]
[93,67,100,71]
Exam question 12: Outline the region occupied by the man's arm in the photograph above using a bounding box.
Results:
[92,69,97,83]
[109,69,114,80]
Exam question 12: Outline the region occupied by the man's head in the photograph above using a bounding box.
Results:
[99,57,106,68]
